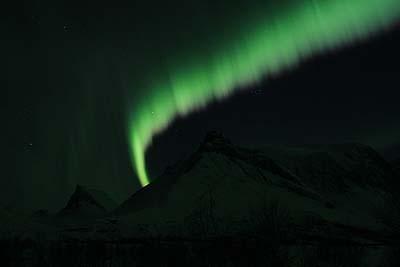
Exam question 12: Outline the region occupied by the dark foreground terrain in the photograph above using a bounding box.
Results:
[2,132,400,266]
[2,237,400,267]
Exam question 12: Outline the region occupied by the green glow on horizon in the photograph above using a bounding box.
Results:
[128,0,400,187]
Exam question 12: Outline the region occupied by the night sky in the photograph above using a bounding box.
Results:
[2,0,400,211]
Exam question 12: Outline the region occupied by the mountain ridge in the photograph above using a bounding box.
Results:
[114,132,397,238]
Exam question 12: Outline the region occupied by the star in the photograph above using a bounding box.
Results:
[252,89,263,95]
[25,142,33,152]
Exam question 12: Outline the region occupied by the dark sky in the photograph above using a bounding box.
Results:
[147,26,400,175]
[2,1,400,211]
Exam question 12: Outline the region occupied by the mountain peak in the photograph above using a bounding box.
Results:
[198,131,234,153]
[203,131,231,145]
[59,185,117,217]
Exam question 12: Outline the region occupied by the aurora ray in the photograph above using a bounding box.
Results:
[127,0,400,187]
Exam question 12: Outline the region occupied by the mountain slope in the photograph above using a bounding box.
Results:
[258,143,398,194]
[115,132,397,239]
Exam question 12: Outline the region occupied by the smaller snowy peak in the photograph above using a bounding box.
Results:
[59,185,117,217]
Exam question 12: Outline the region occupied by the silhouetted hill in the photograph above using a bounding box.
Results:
[59,185,117,218]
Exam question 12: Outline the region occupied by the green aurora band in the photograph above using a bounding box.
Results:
[128,0,400,187]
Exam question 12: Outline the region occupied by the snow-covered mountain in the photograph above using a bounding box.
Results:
[114,132,398,241]
[2,133,400,266]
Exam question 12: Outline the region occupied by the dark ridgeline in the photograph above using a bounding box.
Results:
[1,132,400,266]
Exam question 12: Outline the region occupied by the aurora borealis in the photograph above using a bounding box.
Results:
[127,0,400,186]
[3,0,400,211]
[4,0,400,260]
